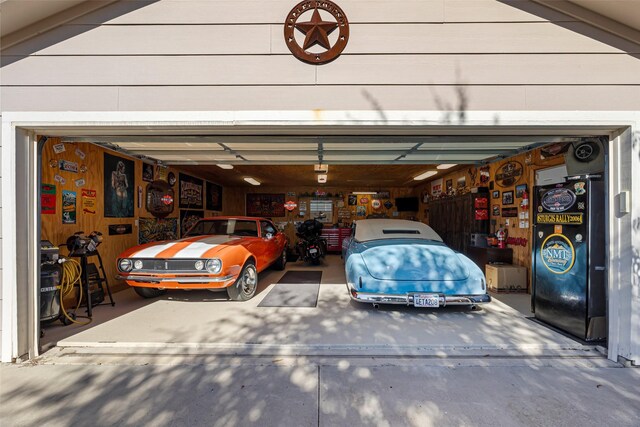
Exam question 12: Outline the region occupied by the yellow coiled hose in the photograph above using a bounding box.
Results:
[59,258,91,325]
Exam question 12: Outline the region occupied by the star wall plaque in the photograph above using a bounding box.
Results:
[284,1,349,65]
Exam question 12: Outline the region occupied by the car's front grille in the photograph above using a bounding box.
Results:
[131,258,203,272]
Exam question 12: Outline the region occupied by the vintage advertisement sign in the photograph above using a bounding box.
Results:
[246,193,285,217]
[62,190,76,224]
[41,183,56,214]
[81,189,97,214]
[138,217,178,244]
[541,188,576,213]
[541,234,575,274]
[431,178,443,196]
[146,180,175,218]
[108,224,133,235]
[284,200,297,211]
[495,161,523,187]
[179,173,204,209]
[536,213,583,225]
[59,159,79,173]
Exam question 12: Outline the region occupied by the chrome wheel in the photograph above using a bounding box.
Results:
[241,265,257,297]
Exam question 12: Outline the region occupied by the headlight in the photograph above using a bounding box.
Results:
[133,260,143,270]
[205,259,222,274]
[194,260,205,271]
[118,258,132,272]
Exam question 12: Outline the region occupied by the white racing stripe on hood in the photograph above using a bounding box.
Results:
[131,241,180,258]
[173,235,239,258]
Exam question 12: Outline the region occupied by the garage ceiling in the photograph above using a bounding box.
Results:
[57,134,588,187]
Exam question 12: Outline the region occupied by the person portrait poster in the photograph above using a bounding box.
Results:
[104,153,135,218]
[206,181,223,211]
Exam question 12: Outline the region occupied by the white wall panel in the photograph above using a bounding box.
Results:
[74,0,446,25]
[1,55,316,86]
[7,21,632,56]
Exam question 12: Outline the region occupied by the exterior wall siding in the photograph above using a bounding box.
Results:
[1,0,639,113]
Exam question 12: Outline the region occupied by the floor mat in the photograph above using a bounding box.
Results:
[258,271,322,307]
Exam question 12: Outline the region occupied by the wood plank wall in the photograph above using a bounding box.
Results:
[416,147,566,289]
[40,139,222,292]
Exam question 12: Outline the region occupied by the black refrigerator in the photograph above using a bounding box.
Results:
[531,175,607,341]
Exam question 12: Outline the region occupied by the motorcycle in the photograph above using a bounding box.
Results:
[295,216,327,265]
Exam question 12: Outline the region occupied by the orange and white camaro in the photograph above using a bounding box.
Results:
[116,216,288,300]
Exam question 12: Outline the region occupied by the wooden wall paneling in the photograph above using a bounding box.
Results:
[41,139,221,294]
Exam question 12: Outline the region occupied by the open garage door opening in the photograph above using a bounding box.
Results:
[33,130,612,359]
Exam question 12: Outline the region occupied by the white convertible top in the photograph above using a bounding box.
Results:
[353,219,443,242]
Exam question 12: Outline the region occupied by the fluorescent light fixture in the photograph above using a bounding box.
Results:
[314,164,329,173]
[217,164,234,170]
[413,170,438,181]
[437,164,457,170]
[352,191,377,195]
[317,174,327,183]
[243,177,260,186]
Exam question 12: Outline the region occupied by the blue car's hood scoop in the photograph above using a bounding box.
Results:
[359,240,469,281]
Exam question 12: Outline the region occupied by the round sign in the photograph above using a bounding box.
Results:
[284,1,349,65]
[541,233,575,274]
[284,200,298,211]
[371,199,381,209]
[541,188,576,213]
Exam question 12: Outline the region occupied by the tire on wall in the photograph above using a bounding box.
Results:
[227,260,258,301]
[133,287,167,299]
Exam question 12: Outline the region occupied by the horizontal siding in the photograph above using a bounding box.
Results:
[4,22,636,56]
[2,85,640,111]
[3,54,640,86]
[73,0,574,25]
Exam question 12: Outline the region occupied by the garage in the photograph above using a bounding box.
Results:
[12,126,598,359]
[1,0,639,366]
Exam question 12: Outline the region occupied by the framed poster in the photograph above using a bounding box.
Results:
[206,181,223,211]
[246,193,285,217]
[62,190,76,224]
[348,195,357,206]
[41,183,56,214]
[139,217,178,244]
[492,205,501,216]
[104,153,135,218]
[180,210,204,237]
[492,190,500,199]
[515,184,528,198]
[446,179,453,194]
[142,163,154,182]
[502,191,514,205]
[179,173,204,209]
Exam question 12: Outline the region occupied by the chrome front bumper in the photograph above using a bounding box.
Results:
[116,275,234,284]
[349,289,491,306]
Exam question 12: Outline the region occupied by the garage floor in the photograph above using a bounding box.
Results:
[43,255,601,358]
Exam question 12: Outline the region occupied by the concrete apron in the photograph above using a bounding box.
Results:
[44,256,603,361]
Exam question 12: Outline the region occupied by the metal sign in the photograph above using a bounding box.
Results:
[284,200,298,211]
[495,161,523,187]
[541,188,576,213]
[284,1,349,65]
[541,234,575,274]
[536,213,583,225]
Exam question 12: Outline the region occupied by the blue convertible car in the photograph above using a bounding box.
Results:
[343,219,491,308]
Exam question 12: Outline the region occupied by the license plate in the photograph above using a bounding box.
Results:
[414,294,439,308]
[309,248,318,254]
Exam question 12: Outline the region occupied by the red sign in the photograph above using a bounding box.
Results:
[284,200,297,211]
[360,197,369,204]
[161,195,174,205]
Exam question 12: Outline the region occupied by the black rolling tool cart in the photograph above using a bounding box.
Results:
[65,231,115,318]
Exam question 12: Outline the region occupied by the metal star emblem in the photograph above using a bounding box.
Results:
[294,8,338,51]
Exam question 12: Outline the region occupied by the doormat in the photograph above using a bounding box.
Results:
[258,271,322,307]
